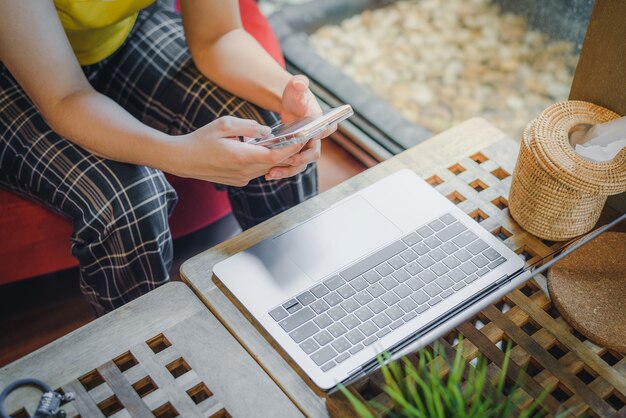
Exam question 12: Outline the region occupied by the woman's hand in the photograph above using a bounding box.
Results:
[166,116,305,187]
[267,75,336,181]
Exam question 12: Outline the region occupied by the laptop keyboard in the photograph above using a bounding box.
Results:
[267,212,507,372]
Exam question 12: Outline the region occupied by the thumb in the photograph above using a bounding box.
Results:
[208,116,271,138]
[290,75,309,92]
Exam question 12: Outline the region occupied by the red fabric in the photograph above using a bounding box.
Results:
[0,0,284,285]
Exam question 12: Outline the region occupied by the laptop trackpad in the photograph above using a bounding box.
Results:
[272,196,401,282]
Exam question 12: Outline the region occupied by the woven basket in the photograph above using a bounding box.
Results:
[509,101,626,241]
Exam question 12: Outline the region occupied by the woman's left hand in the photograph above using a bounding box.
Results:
[265,75,335,180]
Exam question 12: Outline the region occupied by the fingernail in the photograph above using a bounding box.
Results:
[271,170,282,179]
[284,158,294,165]
[259,125,272,135]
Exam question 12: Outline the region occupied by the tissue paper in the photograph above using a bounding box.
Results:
[570,116,626,162]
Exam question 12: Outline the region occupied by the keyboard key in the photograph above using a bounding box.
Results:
[390,320,404,330]
[287,303,303,314]
[328,306,347,321]
[368,299,387,314]
[341,314,361,330]
[406,277,425,291]
[441,241,459,255]
[431,262,449,276]
[435,276,454,290]
[351,277,369,292]
[314,313,333,329]
[402,311,417,322]
[314,330,333,346]
[471,254,489,268]
[341,298,360,313]
[488,257,507,269]
[359,321,378,336]
[375,263,394,277]
[425,236,443,249]
[439,213,456,225]
[388,256,406,269]
[324,275,346,291]
[345,329,366,345]
[430,248,447,261]
[311,284,329,298]
[424,283,443,297]
[399,298,418,312]
[321,361,336,372]
[453,282,466,291]
[355,306,374,321]
[340,240,407,280]
[367,283,385,298]
[411,290,430,305]
[338,284,357,299]
[476,267,490,277]
[417,225,434,238]
[349,344,365,355]
[417,255,436,269]
[412,242,430,256]
[355,291,373,306]
[400,249,418,262]
[385,306,404,320]
[405,261,423,276]
[279,307,315,332]
[363,270,382,284]
[394,284,412,299]
[418,269,437,283]
[376,328,391,338]
[428,296,443,306]
[453,230,478,248]
[443,255,461,269]
[363,335,378,346]
[311,346,337,366]
[393,269,410,282]
[282,298,298,309]
[381,291,400,306]
[336,352,351,363]
[402,232,422,246]
[448,268,466,282]
[460,262,478,275]
[441,289,454,299]
[467,239,489,255]
[324,292,343,306]
[428,219,446,231]
[269,306,288,321]
[300,338,320,354]
[380,276,399,290]
[289,321,320,343]
[483,248,501,261]
[310,299,330,314]
[436,222,467,242]
[328,323,348,338]
[416,304,430,314]
[456,249,472,262]
[331,336,351,353]
[373,313,392,328]
[297,290,316,306]
[465,274,479,283]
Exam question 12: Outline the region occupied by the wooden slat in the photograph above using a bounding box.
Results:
[98,361,154,418]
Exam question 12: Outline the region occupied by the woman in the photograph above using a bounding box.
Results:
[0,0,326,315]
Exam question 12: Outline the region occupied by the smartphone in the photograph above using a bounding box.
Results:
[247,104,353,149]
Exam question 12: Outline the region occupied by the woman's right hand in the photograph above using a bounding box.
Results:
[166,116,306,187]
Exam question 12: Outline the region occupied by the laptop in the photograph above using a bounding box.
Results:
[213,169,622,391]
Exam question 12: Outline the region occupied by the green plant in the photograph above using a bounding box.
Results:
[340,339,568,418]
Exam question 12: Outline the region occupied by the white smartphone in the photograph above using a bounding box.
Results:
[246,105,353,149]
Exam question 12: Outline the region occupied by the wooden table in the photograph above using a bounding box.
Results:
[182,118,626,418]
[0,282,302,418]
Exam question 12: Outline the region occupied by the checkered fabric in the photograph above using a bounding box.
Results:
[0,4,318,315]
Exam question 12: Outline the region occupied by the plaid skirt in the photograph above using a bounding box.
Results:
[0,5,317,314]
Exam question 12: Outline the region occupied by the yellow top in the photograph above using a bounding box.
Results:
[54,0,155,66]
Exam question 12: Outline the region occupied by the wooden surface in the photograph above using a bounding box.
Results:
[548,232,626,355]
[0,282,302,418]
[182,117,626,417]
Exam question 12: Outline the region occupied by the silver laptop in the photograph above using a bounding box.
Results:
[214,169,526,390]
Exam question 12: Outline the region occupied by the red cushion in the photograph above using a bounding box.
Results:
[0,1,284,285]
